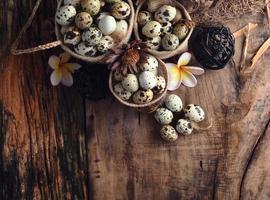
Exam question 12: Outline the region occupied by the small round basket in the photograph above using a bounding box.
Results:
[134,0,194,60]
[109,58,168,113]
[55,0,135,63]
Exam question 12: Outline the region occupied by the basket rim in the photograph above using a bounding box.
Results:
[134,0,194,59]
[109,57,168,108]
[55,0,135,63]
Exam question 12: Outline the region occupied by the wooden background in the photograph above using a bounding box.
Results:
[1,0,270,199]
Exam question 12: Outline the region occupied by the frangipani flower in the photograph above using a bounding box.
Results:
[166,52,204,91]
[48,52,81,87]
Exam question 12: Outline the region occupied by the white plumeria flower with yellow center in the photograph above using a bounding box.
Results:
[166,52,204,91]
[48,52,81,87]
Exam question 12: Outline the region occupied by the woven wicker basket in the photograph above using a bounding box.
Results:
[134,0,194,60]
[109,58,168,113]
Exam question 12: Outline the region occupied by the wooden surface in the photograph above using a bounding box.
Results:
[1,1,270,200]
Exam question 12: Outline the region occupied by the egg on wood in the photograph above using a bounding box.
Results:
[75,42,97,56]
[114,83,132,100]
[164,94,183,112]
[98,15,117,35]
[82,27,103,45]
[75,12,93,30]
[121,74,139,92]
[81,0,101,16]
[176,119,193,135]
[142,21,162,38]
[97,36,115,53]
[154,108,173,125]
[63,26,81,45]
[162,33,179,51]
[137,11,152,26]
[112,1,131,20]
[152,76,166,94]
[132,89,154,104]
[154,5,176,23]
[56,5,77,26]
[160,125,178,142]
[184,104,205,122]
[139,71,158,90]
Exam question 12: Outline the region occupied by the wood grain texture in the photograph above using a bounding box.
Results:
[1,0,270,200]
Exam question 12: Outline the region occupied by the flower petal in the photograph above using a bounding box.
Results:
[48,55,60,69]
[50,69,62,86]
[181,70,197,87]
[177,52,192,67]
[63,63,82,73]
[61,69,73,87]
[182,66,205,75]
[59,52,71,64]
[166,63,182,91]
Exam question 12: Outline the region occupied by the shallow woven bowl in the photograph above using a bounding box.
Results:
[55,0,135,63]
[134,0,194,60]
[109,58,168,113]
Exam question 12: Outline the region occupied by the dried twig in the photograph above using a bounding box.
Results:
[233,23,258,38]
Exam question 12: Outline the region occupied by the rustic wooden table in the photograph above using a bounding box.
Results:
[1,1,270,200]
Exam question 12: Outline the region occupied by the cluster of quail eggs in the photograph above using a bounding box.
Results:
[56,0,131,57]
[154,94,205,142]
[137,4,190,51]
[113,54,166,104]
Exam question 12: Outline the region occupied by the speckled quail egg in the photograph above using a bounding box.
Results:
[81,0,101,16]
[82,27,103,45]
[165,94,183,112]
[132,89,154,104]
[104,0,120,3]
[97,36,115,53]
[96,12,110,23]
[56,5,77,26]
[142,21,162,38]
[139,71,158,90]
[160,125,178,142]
[75,42,97,56]
[176,119,193,135]
[63,26,81,45]
[184,104,205,122]
[113,69,123,81]
[161,22,173,35]
[154,108,173,125]
[162,33,180,51]
[152,76,166,94]
[75,12,93,30]
[121,74,139,92]
[154,5,177,23]
[114,20,128,34]
[112,1,131,20]
[140,54,159,72]
[64,0,80,7]
[172,9,183,24]
[114,83,132,100]
[145,36,161,50]
[98,15,117,35]
[137,11,152,26]
[173,22,189,41]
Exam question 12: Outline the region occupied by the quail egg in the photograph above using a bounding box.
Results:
[81,0,101,16]
[161,22,173,35]
[154,108,173,125]
[137,11,152,26]
[176,119,193,135]
[145,36,161,50]
[75,12,93,30]
[173,22,189,41]
[63,26,81,45]
[154,5,177,23]
[132,89,154,104]
[140,54,159,72]
[172,8,183,24]
[105,0,121,3]
[162,33,179,51]
[96,12,110,23]
[139,71,158,90]
[184,104,205,122]
[97,36,115,53]
[82,27,102,45]
[142,21,162,38]
[113,69,123,81]
[64,0,80,7]
[114,83,132,100]
[165,94,183,112]
[114,20,128,34]
[112,1,131,20]
[75,42,97,56]
[56,5,77,26]
[160,125,178,142]
[121,74,139,92]
[98,15,117,35]
[60,26,69,35]
[152,76,166,94]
